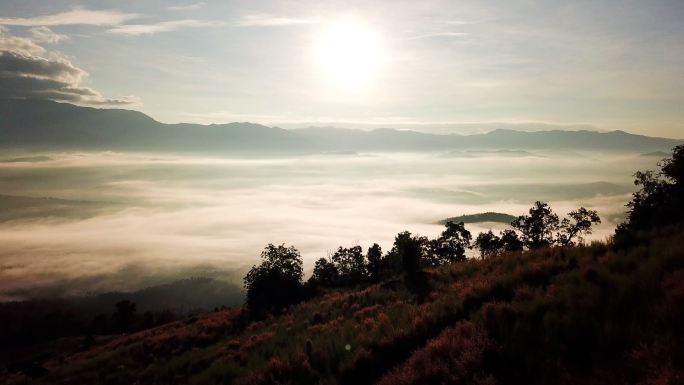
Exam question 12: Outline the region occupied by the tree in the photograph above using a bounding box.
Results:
[366,243,383,282]
[331,245,367,284]
[474,229,524,258]
[310,257,339,286]
[243,244,304,317]
[512,201,560,249]
[618,145,684,237]
[392,231,425,277]
[500,229,524,252]
[662,144,684,184]
[557,207,601,246]
[427,221,472,265]
[474,230,501,259]
[112,300,136,333]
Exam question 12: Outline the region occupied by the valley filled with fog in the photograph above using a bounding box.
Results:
[0,150,663,300]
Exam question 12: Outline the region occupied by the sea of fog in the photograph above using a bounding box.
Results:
[0,150,662,300]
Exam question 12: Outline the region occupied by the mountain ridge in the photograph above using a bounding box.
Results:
[1,98,681,153]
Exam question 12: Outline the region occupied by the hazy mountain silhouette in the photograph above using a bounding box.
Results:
[0,99,303,152]
[440,212,517,225]
[2,99,681,153]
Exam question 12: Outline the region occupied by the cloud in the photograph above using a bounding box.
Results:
[0,26,45,55]
[236,14,318,27]
[407,31,470,40]
[108,19,221,35]
[0,50,82,82]
[168,2,207,11]
[0,28,138,105]
[0,8,139,26]
[29,26,68,44]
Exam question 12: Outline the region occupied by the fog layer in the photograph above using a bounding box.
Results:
[0,150,660,300]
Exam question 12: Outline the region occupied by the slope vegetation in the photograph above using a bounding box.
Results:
[4,225,682,385]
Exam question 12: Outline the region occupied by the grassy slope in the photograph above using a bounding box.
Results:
[5,227,683,385]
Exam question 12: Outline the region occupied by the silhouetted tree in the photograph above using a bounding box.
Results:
[310,257,339,286]
[500,229,524,252]
[557,207,601,246]
[616,145,684,242]
[366,243,383,282]
[512,201,560,249]
[475,230,501,259]
[662,144,684,182]
[112,300,136,333]
[391,231,425,277]
[427,221,472,265]
[332,245,366,284]
[243,244,304,318]
[475,229,524,258]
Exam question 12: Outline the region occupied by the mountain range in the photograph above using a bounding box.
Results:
[1,98,681,153]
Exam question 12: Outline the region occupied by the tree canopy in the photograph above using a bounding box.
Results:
[244,244,305,317]
[558,207,601,247]
[617,145,684,239]
[391,231,425,277]
[331,246,367,284]
[427,221,472,265]
[366,243,383,282]
[510,202,600,250]
[512,201,559,249]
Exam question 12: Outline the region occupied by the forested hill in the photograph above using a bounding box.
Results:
[440,212,517,224]
[2,99,682,152]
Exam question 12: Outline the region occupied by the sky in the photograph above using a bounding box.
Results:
[1,0,683,137]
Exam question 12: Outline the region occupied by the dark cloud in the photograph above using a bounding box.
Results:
[0,50,83,81]
[0,27,138,105]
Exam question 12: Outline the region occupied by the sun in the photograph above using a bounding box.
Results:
[313,20,382,89]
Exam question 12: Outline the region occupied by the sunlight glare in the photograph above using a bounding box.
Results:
[313,20,382,89]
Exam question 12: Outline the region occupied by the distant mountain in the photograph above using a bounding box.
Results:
[1,99,681,153]
[78,277,243,313]
[0,99,303,152]
[440,212,517,225]
[640,151,671,157]
[1,277,243,313]
[293,126,682,152]
[439,149,541,158]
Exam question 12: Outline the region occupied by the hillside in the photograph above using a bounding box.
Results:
[1,99,682,153]
[3,225,682,384]
[440,212,517,225]
[0,278,243,355]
